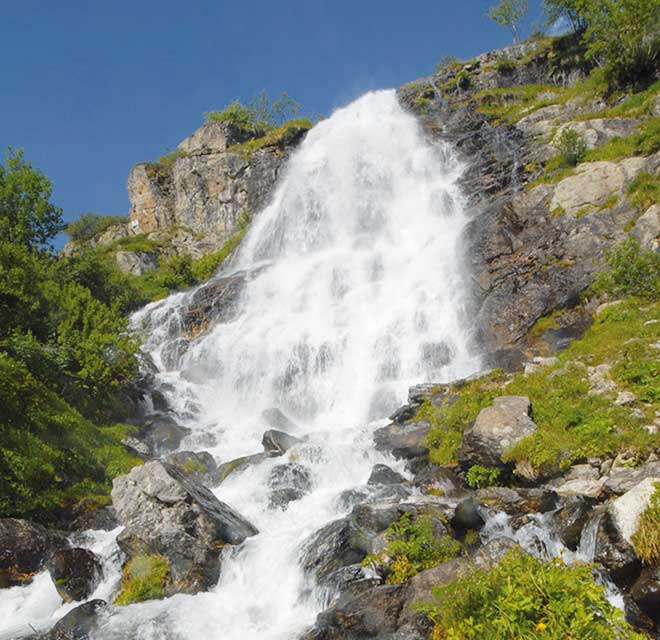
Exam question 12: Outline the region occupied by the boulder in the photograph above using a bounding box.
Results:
[610,476,660,544]
[216,452,269,483]
[140,415,191,456]
[551,497,594,551]
[552,118,641,151]
[452,497,484,531]
[604,460,660,495]
[111,460,258,595]
[367,464,406,486]
[593,512,641,589]
[630,566,660,623]
[41,600,108,640]
[633,204,660,251]
[46,548,102,602]
[373,421,431,459]
[268,462,312,509]
[69,506,119,533]
[261,408,300,432]
[457,396,537,468]
[164,450,218,486]
[262,429,301,456]
[0,519,66,587]
[115,250,159,276]
[476,487,557,516]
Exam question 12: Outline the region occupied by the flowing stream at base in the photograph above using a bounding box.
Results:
[3,90,482,638]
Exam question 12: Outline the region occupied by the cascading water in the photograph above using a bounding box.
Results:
[1,90,480,639]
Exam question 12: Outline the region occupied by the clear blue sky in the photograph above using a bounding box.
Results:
[1,0,543,230]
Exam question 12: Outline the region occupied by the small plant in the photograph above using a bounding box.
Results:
[423,550,645,639]
[631,482,660,564]
[554,126,587,167]
[627,171,660,211]
[66,213,128,243]
[435,56,462,75]
[495,55,517,75]
[466,465,501,489]
[362,513,462,584]
[455,69,472,91]
[114,554,170,605]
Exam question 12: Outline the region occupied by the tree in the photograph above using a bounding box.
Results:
[488,0,529,42]
[66,212,127,243]
[543,0,588,32]
[0,148,64,249]
[204,91,301,132]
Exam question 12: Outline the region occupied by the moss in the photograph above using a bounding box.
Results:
[631,482,660,564]
[228,119,312,158]
[114,554,170,605]
[182,458,206,475]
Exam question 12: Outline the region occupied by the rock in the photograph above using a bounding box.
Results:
[604,460,660,495]
[554,478,605,499]
[373,421,431,459]
[476,487,557,515]
[140,415,191,455]
[262,429,301,456]
[216,452,269,483]
[630,566,660,623]
[121,436,151,458]
[367,464,406,486]
[111,460,258,595]
[551,497,594,550]
[115,250,159,276]
[457,396,537,468]
[261,408,300,432]
[610,476,660,544]
[46,548,102,602]
[268,462,312,509]
[552,118,641,151]
[0,519,66,587]
[177,120,254,154]
[69,506,119,533]
[164,450,218,486]
[633,204,660,251]
[473,536,519,567]
[593,511,641,589]
[615,391,637,406]
[42,600,108,640]
[452,497,484,531]
[587,364,617,395]
[410,462,462,496]
[524,356,559,375]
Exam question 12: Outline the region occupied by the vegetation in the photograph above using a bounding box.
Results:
[553,127,587,167]
[421,550,645,639]
[487,0,529,43]
[363,513,462,584]
[145,148,188,183]
[228,118,312,158]
[114,554,170,605]
[631,482,660,564]
[66,213,128,243]
[465,465,502,489]
[627,171,660,211]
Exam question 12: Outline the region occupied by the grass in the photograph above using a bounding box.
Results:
[228,119,312,158]
[631,482,660,565]
[473,84,561,123]
[627,171,660,211]
[145,148,189,182]
[114,554,170,605]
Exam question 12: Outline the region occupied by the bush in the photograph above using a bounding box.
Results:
[455,69,472,91]
[423,551,645,639]
[592,238,660,300]
[632,482,660,564]
[554,127,587,167]
[466,465,501,489]
[114,554,170,605]
[495,55,517,74]
[363,513,462,583]
[66,213,127,243]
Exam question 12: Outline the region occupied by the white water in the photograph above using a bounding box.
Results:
[1,90,480,639]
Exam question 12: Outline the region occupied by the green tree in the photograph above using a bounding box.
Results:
[0,148,64,249]
[66,212,127,243]
[543,0,588,31]
[488,0,529,42]
[205,91,301,132]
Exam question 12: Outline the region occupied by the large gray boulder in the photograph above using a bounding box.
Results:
[458,396,538,468]
[46,548,102,602]
[111,460,258,595]
[373,420,431,459]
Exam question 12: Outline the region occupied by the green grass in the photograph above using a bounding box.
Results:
[229,119,312,158]
[473,84,561,123]
[114,554,170,605]
[145,148,188,182]
[627,171,660,211]
[631,482,660,565]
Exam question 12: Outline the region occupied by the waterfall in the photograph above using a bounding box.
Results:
[3,90,480,639]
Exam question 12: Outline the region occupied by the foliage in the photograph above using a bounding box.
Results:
[487,0,529,42]
[495,55,517,75]
[205,91,301,133]
[0,148,64,249]
[363,513,462,584]
[466,465,502,489]
[423,551,645,639]
[228,119,312,158]
[631,482,660,564]
[584,117,660,162]
[454,70,472,91]
[554,127,587,166]
[66,213,127,243]
[145,148,188,183]
[114,554,170,605]
[543,0,587,31]
[627,171,660,210]
[592,238,660,300]
[435,56,462,75]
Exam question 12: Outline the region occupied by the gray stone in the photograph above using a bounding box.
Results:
[115,250,159,276]
[367,464,406,486]
[633,204,660,251]
[262,429,302,456]
[373,421,431,459]
[46,548,102,602]
[140,415,191,456]
[164,450,219,486]
[268,462,312,509]
[42,600,107,640]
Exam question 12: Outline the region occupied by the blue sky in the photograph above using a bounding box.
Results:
[1,0,543,231]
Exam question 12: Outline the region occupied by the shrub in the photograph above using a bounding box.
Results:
[66,213,127,243]
[554,127,587,167]
[455,69,472,91]
[114,554,170,605]
[495,55,517,75]
[145,148,188,183]
[363,513,462,584]
[592,238,660,300]
[423,550,645,639]
[466,465,501,489]
[631,482,660,564]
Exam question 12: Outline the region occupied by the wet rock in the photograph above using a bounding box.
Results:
[458,396,537,469]
[111,460,258,595]
[0,519,66,587]
[216,452,269,483]
[367,464,406,486]
[46,548,102,602]
[42,599,107,640]
[593,512,641,589]
[551,497,594,550]
[473,536,518,567]
[261,407,300,432]
[373,421,431,459]
[69,506,118,533]
[268,462,312,509]
[165,450,218,486]
[610,476,660,544]
[630,566,660,623]
[262,429,301,456]
[140,415,191,455]
[476,487,557,516]
[451,497,484,531]
[410,462,461,496]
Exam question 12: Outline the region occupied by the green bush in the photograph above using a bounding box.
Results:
[115,554,170,605]
[422,551,645,639]
[631,482,660,564]
[495,55,517,75]
[455,69,472,91]
[66,213,127,243]
[145,148,188,183]
[228,119,312,158]
[466,465,501,489]
[363,513,462,584]
[554,127,587,167]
